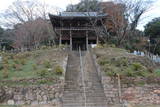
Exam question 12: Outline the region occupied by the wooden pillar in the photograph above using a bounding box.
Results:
[86,30,88,51]
[70,30,72,51]
[96,35,99,45]
[59,31,62,46]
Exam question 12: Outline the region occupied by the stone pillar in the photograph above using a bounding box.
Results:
[86,31,88,51]
[70,30,72,51]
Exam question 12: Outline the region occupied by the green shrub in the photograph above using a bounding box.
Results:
[106,71,117,77]
[121,57,128,66]
[38,79,48,84]
[112,57,128,67]
[98,59,109,66]
[135,71,146,77]
[37,69,48,77]
[132,63,143,71]
[103,64,112,72]
[123,68,135,77]
[43,60,51,68]
[32,64,37,70]
[55,65,63,75]
[20,59,26,65]
[13,59,20,64]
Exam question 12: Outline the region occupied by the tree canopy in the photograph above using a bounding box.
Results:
[66,0,102,12]
[145,17,160,38]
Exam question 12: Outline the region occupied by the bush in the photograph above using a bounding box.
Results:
[13,59,20,64]
[135,71,146,77]
[121,57,128,66]
[106,71,117,77]
[38,79,48,84]
[55,65,63,75]
[111,57,128,67]
[123,69,135,77]
[98,59,109,66]
[32,64,37,70]
[43,60,51,68]
[132,63,143,71]
[19,59,26,65]
[37,69,48,77]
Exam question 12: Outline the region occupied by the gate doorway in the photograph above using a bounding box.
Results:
[72,38,86,50]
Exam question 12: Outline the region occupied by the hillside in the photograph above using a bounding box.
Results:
[0,47,68,86]
[93,45,160,107]
[94,46,160,85]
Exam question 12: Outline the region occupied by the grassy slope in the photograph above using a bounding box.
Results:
[0,47,67,85]
[94,46,160,85]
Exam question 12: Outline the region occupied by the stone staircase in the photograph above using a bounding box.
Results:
[62,51,108,107]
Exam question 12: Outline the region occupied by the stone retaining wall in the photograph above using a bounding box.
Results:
[0,84,63,106]
[0,55,69,106]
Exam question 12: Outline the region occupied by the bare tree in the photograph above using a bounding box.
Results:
[11,19,55,49]
[101,0,154,45]
[0,0,62,28]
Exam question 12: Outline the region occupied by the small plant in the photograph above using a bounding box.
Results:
[113,57,128,67]
[121,57,128,66]
[38,79,48,84]
[106,71,117,77]
[135,71,146,77]
[98,59,109,66]
[123,68,135,77]
[2,57,9,65]
[132,63,143,71]
[43,60,51,68]
[37,69,48,77]
[55,65,63,75]
[32,64,37,70]
[2,69,9,78]
[20,59,26,65]
[12,64,22,71]
[13,59,20,64]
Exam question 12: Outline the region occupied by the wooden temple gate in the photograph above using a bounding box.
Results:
[49,12,107,50]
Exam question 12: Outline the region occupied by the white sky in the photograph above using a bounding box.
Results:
[0,0,160,30]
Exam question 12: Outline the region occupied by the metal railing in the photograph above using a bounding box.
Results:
[79,47,87,107]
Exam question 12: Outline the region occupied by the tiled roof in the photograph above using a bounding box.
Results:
[59,12,107,17]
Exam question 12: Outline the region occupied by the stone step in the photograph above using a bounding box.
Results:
[62,51,108,107]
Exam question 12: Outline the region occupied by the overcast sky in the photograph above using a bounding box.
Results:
[0,0,160,30]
